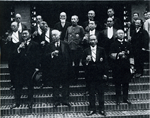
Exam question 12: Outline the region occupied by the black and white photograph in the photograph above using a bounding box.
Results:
[0,0,149,118]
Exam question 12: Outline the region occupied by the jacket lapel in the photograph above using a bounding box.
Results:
[60,41,65,53]
[96,47,100,62]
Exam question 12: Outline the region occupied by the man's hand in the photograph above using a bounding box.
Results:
[6,35,12,42]
[35,68,39,71]
[41,41,45,46]
[103,75,107,80]
[51,50,59,57]
[86,55,92,62]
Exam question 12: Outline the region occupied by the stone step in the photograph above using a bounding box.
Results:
[0,82,149,96]
[1,90,149,105]
[0,62,149,73]
[1,100,150,116]
[1,110,150,118]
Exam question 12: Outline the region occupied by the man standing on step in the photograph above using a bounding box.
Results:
[11,29,40,109]
[6,22,22,90]
[64,15,85,83]
[109,29,132,105]
[44,30,72,108]
[82,35,108,116]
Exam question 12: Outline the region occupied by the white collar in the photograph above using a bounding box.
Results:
[118,39,124,43]
[13,31,19,34]
[90,45,97,50]
[108,26,113,29]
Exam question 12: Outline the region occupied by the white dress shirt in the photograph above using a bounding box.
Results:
[18,23,22,33]
[45,28,50,43]
[61,21,66,28]
[37,24,42,35]
[12,31,19,43]
[90,45,97,62]
[55,41,60,47]
[107,27,113,39]
[90,29,95,35]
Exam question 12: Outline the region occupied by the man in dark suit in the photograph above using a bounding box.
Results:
[106,8,122,30]
[131,19,149,77]
[11,29,40,109]
[6,22,22,90]
[99,17,117,60]
[130,12,140,37]
[54,12,71,41]
[82,20,100,50]
[15,13,27,33]
[31,15,43,43]
[109,29,132,105]
[83,10,103,32]
[39,21,53,87]
[82,35,108,116]
[44,30,72,108]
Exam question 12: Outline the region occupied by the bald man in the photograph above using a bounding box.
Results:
[6,21,22,90]
[15,13,27,33]
[110,29,132,105]
[44,30,72,108]
[83,10,102,32]
[82,35,108,116]
[54,12,71,41]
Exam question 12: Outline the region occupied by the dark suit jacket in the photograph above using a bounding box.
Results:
[7,31,22,57]
[41,28,53,44]
[31,24,42,44]
[82,46,108,81]
[15,40,40,84]
[99,28,117,55]
[109,40,132,83]
[82,30,100,49]
[103,17,122,30]
[83,20,103,32]
[131,28,149,54]
[54,21,71,41]
[20,23,27,31]
[44,41,72,82]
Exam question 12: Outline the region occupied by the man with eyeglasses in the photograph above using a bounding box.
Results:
[82,35,108,116]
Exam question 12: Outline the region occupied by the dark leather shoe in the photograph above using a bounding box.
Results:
[99,110,106,116]
[28,103,33,109]
[53,102,60,108]
[10,86,15,90]
[40,84,45,89]
[62,102,71,108]
[86,110,96,116]
[116,100,120,106]
[10,103,19,109]
[123,100,131,105]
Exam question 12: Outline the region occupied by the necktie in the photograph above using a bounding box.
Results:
[91,48,96,62]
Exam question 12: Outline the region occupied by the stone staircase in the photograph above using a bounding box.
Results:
[0,62,150,118]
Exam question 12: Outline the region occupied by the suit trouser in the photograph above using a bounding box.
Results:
[14,83,33,104]
[52,78,69,103]
[115,83,129,101]
[8,56,17,87]
[14,68,34,105]
[88,80,105,111]
[70,49,82,79]
[134,53,144,75]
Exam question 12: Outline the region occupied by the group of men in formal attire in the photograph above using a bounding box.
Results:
[5,8,149,116]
